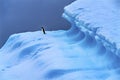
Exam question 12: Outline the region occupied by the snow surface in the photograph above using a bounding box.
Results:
[0,30,120,80]
[0,0,120,80]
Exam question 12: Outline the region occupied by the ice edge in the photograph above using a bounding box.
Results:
[63,9,120,57]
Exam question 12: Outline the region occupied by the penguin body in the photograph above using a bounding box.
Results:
[41,27,46,34]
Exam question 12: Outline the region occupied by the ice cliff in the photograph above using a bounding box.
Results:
[63,0,120,56]
[0,0,120,80]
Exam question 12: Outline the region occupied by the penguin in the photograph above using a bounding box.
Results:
[41,27,46,34]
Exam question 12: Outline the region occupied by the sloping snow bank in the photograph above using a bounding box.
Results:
[63,0,120,56]
[0,30,120,80]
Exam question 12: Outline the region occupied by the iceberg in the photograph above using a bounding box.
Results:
[0,0,120,80]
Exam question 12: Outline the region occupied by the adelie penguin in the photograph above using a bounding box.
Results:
[41,27,46,34]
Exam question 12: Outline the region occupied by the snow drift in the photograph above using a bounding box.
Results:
[0,0,120,80]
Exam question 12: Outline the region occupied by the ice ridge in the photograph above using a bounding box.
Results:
[63,0,120,56]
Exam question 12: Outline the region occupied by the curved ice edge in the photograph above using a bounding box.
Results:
[63,11,120,57]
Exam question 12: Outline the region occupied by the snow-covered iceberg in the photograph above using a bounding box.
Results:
[0,0,120,80]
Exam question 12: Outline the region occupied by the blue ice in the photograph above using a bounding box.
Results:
[0,0,120,80]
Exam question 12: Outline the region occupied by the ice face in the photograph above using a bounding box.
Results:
[63,0,120,56]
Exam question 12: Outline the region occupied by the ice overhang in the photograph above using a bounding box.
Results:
[63,0,120,56]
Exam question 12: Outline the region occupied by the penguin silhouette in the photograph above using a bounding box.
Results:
[41,27,46,34]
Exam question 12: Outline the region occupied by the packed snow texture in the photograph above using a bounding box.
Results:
[0,30,120,80]
[0,0,120,80]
